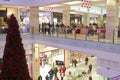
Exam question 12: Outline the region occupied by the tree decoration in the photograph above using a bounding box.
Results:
[0,14,31,80]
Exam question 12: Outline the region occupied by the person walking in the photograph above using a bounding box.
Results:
[85,57,89,65]
[74,59,77,67]
[89,75,92,80]
[38,75,42,80]
[88,64,92,74]
[53,67,58,77]
[59,66,66,80]
[45,75,49,80]
[48,69,54,80]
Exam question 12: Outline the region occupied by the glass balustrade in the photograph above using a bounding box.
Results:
[0,27,120,45]
[37,27,120,44]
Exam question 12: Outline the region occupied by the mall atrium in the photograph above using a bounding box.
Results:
[0,0,120,80]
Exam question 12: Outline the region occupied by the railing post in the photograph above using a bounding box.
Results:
[74,30,76,39]
[98,29,100,42]
[85,30,87,40]
[50,28,51,37]
[65,27,67,38]
[113,30,115,44]
[57,27,58,37]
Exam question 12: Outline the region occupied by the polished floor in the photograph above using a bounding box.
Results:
[39,57,105,80]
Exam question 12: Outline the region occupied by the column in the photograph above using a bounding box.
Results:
[30,7,39,34]
[83,13,89,26]
[64,50,71,68]
[63,6,70,26]
[106,0,119,41]
[17,8,21,26]
[32,44,40,80]
[114,1,119,40]
[98,15,103,26]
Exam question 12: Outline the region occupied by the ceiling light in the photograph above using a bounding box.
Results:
[49,4,63,7]
[63,1,82,5]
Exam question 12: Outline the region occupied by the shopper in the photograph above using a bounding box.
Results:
[45,75,49,80]
[88,64,92,74]
[60,70,64,80]
[48,69,54,80]
[89,75,92,80]
[59,66,65,80]
[85,57,89,65]
[38,75,42,80]
[62,65,66,75]
[53,67,58,77]
[74,59,77,67]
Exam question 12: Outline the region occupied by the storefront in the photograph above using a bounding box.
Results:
[39,47,64,68]
[19,7,53,33]
[0,7,18,28]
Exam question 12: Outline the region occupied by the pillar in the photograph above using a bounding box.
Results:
[30,7,39,34]
[63,6,70,26]
[83,13,89,26]
[64,50,71,68]
[98,15,103,26]
[32,44,40,80]
[106,0,119,41]
[17,8,21,26]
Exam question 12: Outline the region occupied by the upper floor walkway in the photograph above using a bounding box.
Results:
[0,32,120,78]
[0,31,120,61]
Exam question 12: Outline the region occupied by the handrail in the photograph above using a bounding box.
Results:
[38,27,120,45]
[111,75,120,79]
[0,27,120,45]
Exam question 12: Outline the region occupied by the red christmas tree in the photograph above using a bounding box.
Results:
[0,14,31,80]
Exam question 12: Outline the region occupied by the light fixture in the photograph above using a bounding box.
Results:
[81,0,92,8]
[49,4,63,7]
[44,6,54,12]
[63,1,82,5]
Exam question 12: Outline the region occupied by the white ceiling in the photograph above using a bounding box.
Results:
[1,0,119,15]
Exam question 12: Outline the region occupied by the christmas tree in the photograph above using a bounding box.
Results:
[0,14,31,80]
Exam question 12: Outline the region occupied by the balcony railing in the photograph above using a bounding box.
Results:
[0,27,120,45]
[38,27,120,45]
